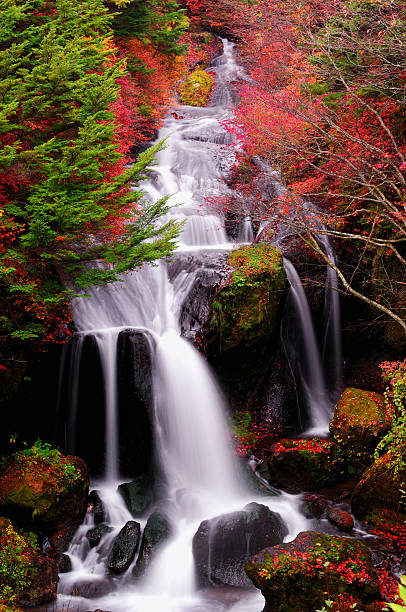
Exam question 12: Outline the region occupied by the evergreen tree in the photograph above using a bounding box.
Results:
[113,0,188,57]
[0,0,182,342]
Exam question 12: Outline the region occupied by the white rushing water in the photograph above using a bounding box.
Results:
[59,39,310,612]
[283,258,333,435]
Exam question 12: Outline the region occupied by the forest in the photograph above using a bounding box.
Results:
[0,0,405,610]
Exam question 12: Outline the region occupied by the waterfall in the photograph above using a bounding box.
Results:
[58,39,309,612]
[283,258,332,434]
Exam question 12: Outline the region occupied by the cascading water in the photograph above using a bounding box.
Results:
[283,258,332,435]
[58,39,309,612]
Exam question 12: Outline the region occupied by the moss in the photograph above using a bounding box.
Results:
[245,531,379,612]
[211,244,286,353]
[351,444,406,519]
[0,517,37,606]
[178,69,215,106]
[0,441,89,532]
[330,388,393,473]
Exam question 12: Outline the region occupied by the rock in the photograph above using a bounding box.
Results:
[107,521,141,574]
[204,244,287,406]
[265,438,344,491]
[118,475,153,516]
[133,512,172,578]
[0,517,58,608]
[330,388,392,470]
[178,69,215,106]
[170,251,230,341]
[0,443,89,535]
[58,333,106,475]
[117,329,155,477]
[88,490,105,524]
[48,526,75,554]
[208,244,286,354]
[86,524,113,549]
[193,502,287,587]
[327,508,354,532]
[301,494,328,519]
[59,553,72,573]
[351,445,406,519]
[245,531,380,612]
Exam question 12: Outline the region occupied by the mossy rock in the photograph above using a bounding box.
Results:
[178,69,214,106]
[245,531,380,612]
[265,438,345,492]
[211,244,286,354]
[364,508,406,553]
[0,517,58,607]
[351,445,406,519]
[330,388,393,470]
[0,442,89,534]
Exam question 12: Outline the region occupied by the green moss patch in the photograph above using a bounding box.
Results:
[245,531,380,612]
[351,444,406,519]
[0,441,89,532]
[330,388,393,472]
[211,244,286,353]
[178,69,215,106]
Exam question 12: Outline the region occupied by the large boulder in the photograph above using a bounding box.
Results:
[351,445,406,519]
[132,512,172,578]
[204,244,287,406]
[0,442,89,535]
[0,517,58,608]
[209,244,286,354]
[107,521,141,574]
[117,329,155,477]
[245,531,380,612]
[193,502,287,587]
[117,475,153,516]
[265,438,344,492]
[330,388,392,470]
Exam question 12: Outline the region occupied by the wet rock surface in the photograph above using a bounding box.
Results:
[86,523,113,549]
[118,474,153,516]
[132,511,172,578]
[88,489,106,524]
[107,520,141,574]
[117,329,155,477]
[193,502,287,587]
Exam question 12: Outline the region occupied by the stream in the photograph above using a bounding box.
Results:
[56,38,342,612]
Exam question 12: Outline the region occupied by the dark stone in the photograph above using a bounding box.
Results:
[246,531,380,612]
[327,508,354,533]
[133,511,172,578]
[86,524,113,549]
[167,251,231,341]
[117,329,155,477]
[59,553,72,573]
[49,526,75,554]
[89,489,105,524]
[67,334,105,475]
[301,494,328,519]
[192,502,287,587]
[118,475,153,516]
[107,520,141,574]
